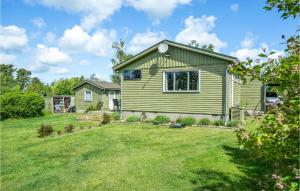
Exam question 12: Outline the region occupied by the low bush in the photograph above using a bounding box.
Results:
[226,120,239,127]
[144,119,154,123]
[85,101,103,112]
[154,115,171,124]
[80,126,84,130]
[57,130,62,135]
[198,118,211,126]
[126,115,141,122]
[213,120,225,126]
[176,117,196,126]
[102,112,111,124]
[0,92,44,120]
[111,112,120,120]
[64,124,75,133]
[38,124,53,137]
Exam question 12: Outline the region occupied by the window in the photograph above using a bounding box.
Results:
[164,70,199,92]
[85,91,92,101]
[123,70,141,80]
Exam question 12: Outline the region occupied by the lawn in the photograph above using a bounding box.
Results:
[1,114,256,191]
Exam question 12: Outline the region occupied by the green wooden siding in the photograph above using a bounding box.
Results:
[233,80,241,106]
[121,46,230,115]
[241,79,264,111]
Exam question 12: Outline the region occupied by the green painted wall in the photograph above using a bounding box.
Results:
[233,80,241,106]
[241,79,264,111]
[75,83,120,111]
[121,46,231,115]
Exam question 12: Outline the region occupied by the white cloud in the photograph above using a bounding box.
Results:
[58,25,116,56]
[128,31,166,54]
[79,59,90,66]
[0,53,16,64]
[127,0,191,20]
[94,73,110,82]
[36,44,72,65]
[25,0,122,30]
[230,43,284,61]
[48,67,69,74]
[230,4,239,12]
[59,25,90,52]
[240,33,254,48]
[0,25,28,51]
[31,17,46,28]
[44,32,56,44]
[175,15,227,51]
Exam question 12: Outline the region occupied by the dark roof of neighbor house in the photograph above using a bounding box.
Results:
[73,80,120,90]
[113,39,239,70]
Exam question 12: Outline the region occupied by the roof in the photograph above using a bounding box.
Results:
[113,39,239,70]
[73,80,120,90]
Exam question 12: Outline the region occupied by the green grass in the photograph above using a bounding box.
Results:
[1,114,255,191]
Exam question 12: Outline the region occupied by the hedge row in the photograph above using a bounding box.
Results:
[0,92,45,120]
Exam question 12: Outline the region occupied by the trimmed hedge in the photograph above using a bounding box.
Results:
[0,92,44,120]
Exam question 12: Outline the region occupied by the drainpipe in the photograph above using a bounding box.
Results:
[120,72,123,120]
[225,68,229,125]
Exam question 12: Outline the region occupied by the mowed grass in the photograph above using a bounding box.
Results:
[1,114,254,191]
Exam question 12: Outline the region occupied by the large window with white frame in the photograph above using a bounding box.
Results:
[84,90,92,101]
[163,70,200,92]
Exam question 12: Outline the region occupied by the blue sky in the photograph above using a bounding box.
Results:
[1,0,298,83]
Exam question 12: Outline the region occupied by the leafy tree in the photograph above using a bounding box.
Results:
[111,39,133,84]
[229,1,299,190]
[0,64,16,95]
[52,77,83,95]
[189,40,215,51]
[27,77,52,96]
[264,0,300,19]
[16,68,31,92]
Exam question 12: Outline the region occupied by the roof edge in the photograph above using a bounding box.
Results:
[113,39,239,70]
[73,80,120,90]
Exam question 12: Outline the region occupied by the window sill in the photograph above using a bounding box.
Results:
[84,100,93,102]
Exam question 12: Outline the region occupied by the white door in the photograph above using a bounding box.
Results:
[109,91,115,110]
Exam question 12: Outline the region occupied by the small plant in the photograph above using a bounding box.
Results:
[226,120,239,127]
[144,119,154,123]
[88,126,92,129]
[57,130,62,135]
[176,117,196,127]
[213,120,225,126]
[37,124,53,137]
[154,115,171,124]
[80,126,84,130]
[64,124,75,133]
[102,112,111,124]
[141,112,147,122]
[111,112,120,120]
[96,101,103,110]
[126,115,141,122]
[198,118,211,126]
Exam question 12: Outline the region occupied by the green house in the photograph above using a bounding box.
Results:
[73,80,120,112]
[113,40,265,121]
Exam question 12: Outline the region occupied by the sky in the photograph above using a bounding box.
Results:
[1,0,298,83]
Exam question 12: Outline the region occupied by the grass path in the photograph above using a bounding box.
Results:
[1,114,254,191]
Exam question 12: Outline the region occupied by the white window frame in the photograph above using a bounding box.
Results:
[84,90,93,102]
[162,69,200,93]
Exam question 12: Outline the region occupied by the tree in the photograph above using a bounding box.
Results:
[110,39,133,84]
[0,64,16,95]
[229,1,299,190]
[27,77,52,96]
[16,68,31,92]
[189,40,215,51]
[52,77,83,95]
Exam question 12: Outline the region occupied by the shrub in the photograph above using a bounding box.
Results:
[176,117,196,126]
[38,124,53,137]
[80,126,84,130]
[226,120,239,127]
[213,120,225,126]
[85,101,103,112]
[102,112,111,124]
[111,112,120,120]
[95,101,103,110]
[126,115,141,122]
[64,124,75,133]
[198,118,211,126]
[0,92,44,120]
[57,130,62,135]
[144,119,154,123]
[154,115,170,124]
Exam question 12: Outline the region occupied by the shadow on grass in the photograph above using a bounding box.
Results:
[190,145,273,191]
